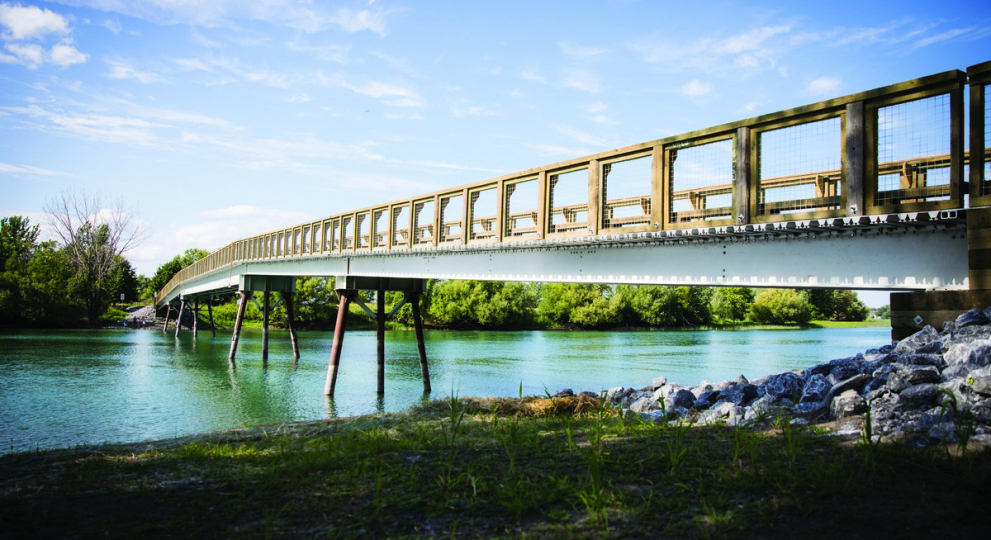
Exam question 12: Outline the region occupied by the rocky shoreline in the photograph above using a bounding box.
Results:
[554,308,991,446]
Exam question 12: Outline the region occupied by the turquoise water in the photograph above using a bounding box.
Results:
[0,327,890,455]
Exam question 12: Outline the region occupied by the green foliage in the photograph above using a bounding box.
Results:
[0,217,87,327]
[428,280,537,328]
[538,283,623,328]
[804,289,869,321]
[749,289,813,324]
[874,304,891,319]
[617,285,713,327]
[148,248,210,296]
[711,287,755,322]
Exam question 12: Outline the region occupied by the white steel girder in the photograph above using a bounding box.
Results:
[159,225,967,306]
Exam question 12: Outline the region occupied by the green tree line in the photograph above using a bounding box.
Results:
[0,215,142,327]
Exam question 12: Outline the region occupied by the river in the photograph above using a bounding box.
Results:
[0,326,890,455]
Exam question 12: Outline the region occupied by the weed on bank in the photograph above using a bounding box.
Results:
[1,395,989,539]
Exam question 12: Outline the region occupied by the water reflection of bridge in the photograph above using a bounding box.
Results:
[155,60,991,397]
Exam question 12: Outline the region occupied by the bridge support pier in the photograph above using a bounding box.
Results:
[324,290,351,396]
[323,277,430,397]
[286,291,300,360]
[377,288,385,395]
[207,296,216,337]
[261,291,270,361]
[192,300,198,337]
[411,290,431,394]
[174,300,185,337]
[891,208,991,340]
[162,305,171,332]
[228,292,248,362]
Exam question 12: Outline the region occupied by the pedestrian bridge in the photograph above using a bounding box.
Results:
[157,60,990,301]
[154,61,991,377]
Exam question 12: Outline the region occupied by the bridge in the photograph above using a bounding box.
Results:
[155,60,991,397]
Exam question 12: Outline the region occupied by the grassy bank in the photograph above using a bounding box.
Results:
[1,396,986,539]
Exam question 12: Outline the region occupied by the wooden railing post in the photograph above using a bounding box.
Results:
[845,101,866,216]
[735,127,751,225]
[588,160,600,235]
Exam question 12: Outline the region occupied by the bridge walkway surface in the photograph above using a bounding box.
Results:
[154,60,991,396]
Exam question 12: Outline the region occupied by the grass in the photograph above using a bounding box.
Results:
[4,397,985,539]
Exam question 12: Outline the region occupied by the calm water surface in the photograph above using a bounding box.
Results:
[0,327,890,455]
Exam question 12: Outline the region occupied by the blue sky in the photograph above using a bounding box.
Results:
[1,0,989,306]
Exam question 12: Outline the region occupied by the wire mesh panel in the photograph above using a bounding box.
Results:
[875,94,952,206]
[293,229,302,255]
[470,187,498,241]
[342,216,354,251]
[549,167,588,234]
[330,219,341,251]
[392,204,410,247]
[277,232,285,256]
[758,116,842,215]
[372,209,388,248]
[357,212,370,249]
[504,178,538,238]
[602,154,652,229]
[413,199,435,246]
[302,226,310,254]
[668,137,734,224]
[439,194,463,243]
[984,84,991,196]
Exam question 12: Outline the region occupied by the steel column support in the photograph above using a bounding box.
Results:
[376,288,385,395]
[208,296,216,337]
[174,300,185,337]
[229,292,249,362]
[192,300,199,337]
[261,291,270,361]
[162,305,171,332]
[286,291,300,359]
[411,291,431,394]
[324,290,352,396]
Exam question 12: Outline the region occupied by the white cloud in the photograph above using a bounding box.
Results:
[587,101,607,114]
[49,42,87,66]
[317,71,425,107]
[4,41,43,67]
[100,18,121,33]
[105,58,166,83]
[452,105,496,117]
[915,27,974,48]
[51,0,394,35]
[0,161,65,178]
[172,56,291,88]
[560,67,602,93]
[0,3,69,40]
[807,76,840,95]
[518,68,546,83]
[526,143,589,157]
[682,79,713,97]
[370,51,423,78]
[287,93,311,103]
[288,40,351,63]
[555,124,607,148]
[559,41,606,60]
[633,23,793,76]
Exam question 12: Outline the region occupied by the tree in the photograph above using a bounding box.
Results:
[149,249,209,296]
[0,216,39,273]
[428,280,537,328]
[45,191,143,325]
[749,289,812,324]
[804,289,869,321]
[874,304,891,319]
[537,283,623,328]
[711,287,755,322]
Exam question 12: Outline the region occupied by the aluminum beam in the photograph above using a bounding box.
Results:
[158,223,967,306]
